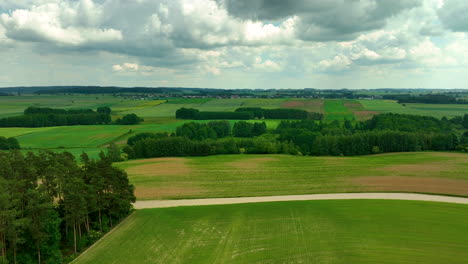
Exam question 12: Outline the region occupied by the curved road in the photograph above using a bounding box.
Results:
[134,193,468,209]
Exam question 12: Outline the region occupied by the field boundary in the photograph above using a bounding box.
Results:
[70,212,136,263]
[134,193,468,209]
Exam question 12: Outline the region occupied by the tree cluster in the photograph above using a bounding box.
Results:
[176,121,231,140]
[124,136,297,159]
[233,121,267,137]
[0,137,20,150]
[235,107,321,120]
[114,114,144,125]
[0,151,135,264]
[383,94,467,104]
[0,107,111,128]
[276,113,464,156]
[176,107,321,120]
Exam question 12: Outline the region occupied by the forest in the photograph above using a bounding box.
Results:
[124,113,468,158]
[175,107,317,120]
[0,107,143,127]
[383,94,468,104]
[0,151,135,264]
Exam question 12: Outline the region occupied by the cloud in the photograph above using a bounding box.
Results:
[220,0,421,41]
[0,1,122,46]
[438,0,468,32]
[0,0,467,89]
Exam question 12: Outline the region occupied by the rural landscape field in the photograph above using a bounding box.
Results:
[2,0,468,263]
[0,89,467,264]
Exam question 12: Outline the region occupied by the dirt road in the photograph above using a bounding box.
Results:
[134,193,468,209]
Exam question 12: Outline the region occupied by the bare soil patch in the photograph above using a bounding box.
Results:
[343,102,363,111]
[353,111,379,120]
[228,157,277,170]
[353,176,468,196]
[126,158,191,176]
[136,186,205,200]
[282,100,324,113]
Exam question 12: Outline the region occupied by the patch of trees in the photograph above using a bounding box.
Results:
[176,107,322,120]
[383,94,467,104]
[124,136,297,159]
[0,137,20,150]
[310,131,458,156]
[0,107,112,127]
[235,107,322,120]
[233,121,267,137]
[176,121,231,140]
[0,150,135,264]
[0,92,11,96]
[361,113,453,133]
[276,113,464,156]
[115,114,144,125]
[449,114,468,129]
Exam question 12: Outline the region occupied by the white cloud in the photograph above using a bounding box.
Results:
[0,2,122,46]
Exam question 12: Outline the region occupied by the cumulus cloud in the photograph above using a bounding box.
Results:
[438,0,468,32]
[0,0,467,88]
[220,0,421,41]
[0,1,122,46]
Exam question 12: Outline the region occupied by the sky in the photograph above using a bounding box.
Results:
[0,0,467,89]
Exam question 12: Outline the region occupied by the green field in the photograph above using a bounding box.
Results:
[73,200,468,264]
[13,120,280,149]
[0,95,124,118]
[359,100,468,118]
[116,152,468,200]
[324,100,357,120]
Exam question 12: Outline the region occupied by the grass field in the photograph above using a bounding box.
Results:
[0,95,124,118]
[0,127,57,137]
[116,152,468,200]
[13,120,281,149]
[359,100,468,118]
[73,200,468,264]
[324,100,356,120]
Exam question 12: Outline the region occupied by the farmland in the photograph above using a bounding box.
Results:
[359,100,468,118]
[117,152,468,200]
[73,200,468,264]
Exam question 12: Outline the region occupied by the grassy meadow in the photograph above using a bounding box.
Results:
[359,100,468,118]
[116,152,468,200]
[73,200,468,264]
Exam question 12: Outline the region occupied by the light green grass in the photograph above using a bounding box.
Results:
[127,98,289,118]
[74,200,468,264]
[117,152,468,200]
[0,95,124,118]
[324,100,355,120]
[0,127,57,137]
[359,100,468,118]
[15,121,280,149]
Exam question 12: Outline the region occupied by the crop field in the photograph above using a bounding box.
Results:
[73,200,468,264]
[12,120,280,149]
[323,100,356,120]
[116,152,468,200]
[359,100,468,118]
[0,127,57,137]
[281,99,324,113]
[0,95,123,118]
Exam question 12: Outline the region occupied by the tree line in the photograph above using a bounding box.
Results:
[175,107,321,120]
[383,94,468,104]
[124,113,468,159]
[235,107,323,120]
[0,107,143,127]
[0,151,135,264]
[276,113,466,155]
